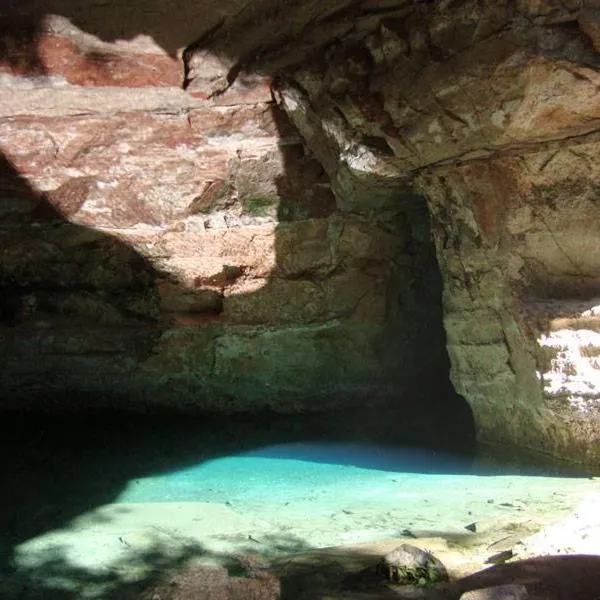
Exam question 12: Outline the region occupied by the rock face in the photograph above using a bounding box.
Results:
[0,1,452,415]
[241,0,600,465]
[2,0,600,466]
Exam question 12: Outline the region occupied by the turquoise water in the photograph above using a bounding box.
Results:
[2,416,598,600]
[116,442,472,503]
[112,438,592,525]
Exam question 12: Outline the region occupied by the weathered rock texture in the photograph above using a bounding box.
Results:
[230,0,600,465]
[3,0,600,466]
[0,1,452,415]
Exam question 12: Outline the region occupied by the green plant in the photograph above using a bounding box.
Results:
[242,194,277,217]
[388,562,441,588]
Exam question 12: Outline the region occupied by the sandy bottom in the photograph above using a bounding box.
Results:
[7,443,600,598]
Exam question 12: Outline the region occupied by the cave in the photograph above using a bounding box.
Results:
[2,1,600,598]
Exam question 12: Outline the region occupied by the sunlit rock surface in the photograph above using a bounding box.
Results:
[0,0,451,413]
[204,0,600,465]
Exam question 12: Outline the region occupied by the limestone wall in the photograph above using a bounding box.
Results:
[247,0,600,465]
[5,0,600,468]
[0,6,448,412]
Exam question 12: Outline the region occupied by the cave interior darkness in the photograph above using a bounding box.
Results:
[0,1,479,479]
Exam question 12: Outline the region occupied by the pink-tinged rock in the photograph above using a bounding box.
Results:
[0,112,232,225]
[0,87,206,118]
[32,176,96,220]
[416,136,600,465]
[184,49,236,97]
[298,28,600,174]
[0,28,182,87]
[211,75,274,106]
[187,105,283,139]
[0,0,456,417]
[154,227,277,282]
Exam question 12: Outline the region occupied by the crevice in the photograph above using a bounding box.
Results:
[413,125,600,175]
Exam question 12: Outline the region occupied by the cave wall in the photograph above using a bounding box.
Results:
[419,146,600,465]
[0,4,448,412]
[4,0,600,466]
[244,0,600,465]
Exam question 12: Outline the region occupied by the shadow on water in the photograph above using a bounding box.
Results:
[0,408,591,598]
[0,408,476,598]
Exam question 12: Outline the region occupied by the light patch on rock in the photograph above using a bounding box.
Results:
[491,109,507,128]
[343,146,380,174]
[518,493,600,558]
[174,144,200,161]
[62,168,87,179]
[204,213,229,229]
[322,118,350,150]
[0,73,69,89]
[582,304,600,318]
[506,205,533,235]
[183,216,206,232]
[538,328,600,414]
[278,87,303,113]
[78,198,112,215]
[116,142,132,154]
[460,584,528,600]
[96,180,119,190]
